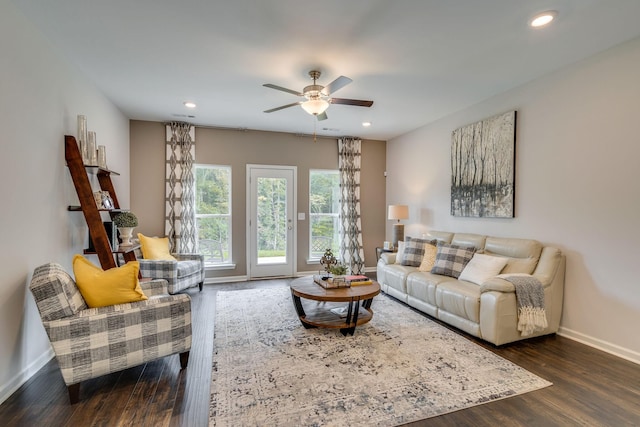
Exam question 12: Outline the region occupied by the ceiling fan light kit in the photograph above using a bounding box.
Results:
[264,70,373,121]
[301,98,329,116]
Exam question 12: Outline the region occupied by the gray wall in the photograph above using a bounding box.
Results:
[0,2,130,403]
[386,36,640,363]
[130,121,387,279]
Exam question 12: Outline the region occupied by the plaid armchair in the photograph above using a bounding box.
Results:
[137,252,205,294]
[29,263,192,404]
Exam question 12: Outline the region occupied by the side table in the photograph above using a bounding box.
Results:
[375,246,396,261]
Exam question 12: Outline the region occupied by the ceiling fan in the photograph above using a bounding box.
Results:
[263,70,373,121]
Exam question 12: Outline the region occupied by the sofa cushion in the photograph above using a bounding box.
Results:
[425,231,454,243]
[458,254,508,285]
[383,264,416,294]
[406,271,457,306]
[436,280,481,323]
[484,237,542,274]
[451,233,486,249]
[431,242,476,278]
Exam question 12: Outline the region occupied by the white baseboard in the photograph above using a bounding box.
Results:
[558,326,640,365]
[0,348,54,405]
[205,275,248,284]
[206,268,376,284]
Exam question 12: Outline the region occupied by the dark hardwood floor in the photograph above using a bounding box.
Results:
[1,279,639,426]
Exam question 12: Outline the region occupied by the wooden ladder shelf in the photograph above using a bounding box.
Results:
[65,135,137,270]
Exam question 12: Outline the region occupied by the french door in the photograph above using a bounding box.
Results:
[247,165,296,278]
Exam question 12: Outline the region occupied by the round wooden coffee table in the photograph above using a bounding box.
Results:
[290,276,380,336]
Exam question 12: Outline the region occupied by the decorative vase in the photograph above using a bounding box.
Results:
[77,115,88,164]
[97,145,107,169]
[118,227,135,246]
[87,131,97,166]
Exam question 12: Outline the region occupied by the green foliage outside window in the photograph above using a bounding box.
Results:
[257,177,287,257]
[195,166,231,263]
[310,170,340,258]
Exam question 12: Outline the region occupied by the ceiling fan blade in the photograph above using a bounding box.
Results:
[316,112,328,121]
[264,102,302,113]
[321,76,352,96]
[330,98,374,107]
[263,83,303,96]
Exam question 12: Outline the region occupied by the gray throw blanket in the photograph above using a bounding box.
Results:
[498,274,548,336]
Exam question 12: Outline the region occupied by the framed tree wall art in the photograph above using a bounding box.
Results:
[451,110,516,218]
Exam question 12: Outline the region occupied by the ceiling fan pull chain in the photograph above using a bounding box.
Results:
[313,118,317,143]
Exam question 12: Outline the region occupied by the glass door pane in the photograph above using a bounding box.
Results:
[257,177,287,265]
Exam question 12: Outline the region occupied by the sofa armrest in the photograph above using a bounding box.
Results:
[480,247,563,294]
[480,277,516,293]
[138,259,179,280]
[380,252,396,264]
[140,278,168,296]
[173,253,205,263]
[532,246,563,284]
[173,253,205,282]
[480,270,555,294]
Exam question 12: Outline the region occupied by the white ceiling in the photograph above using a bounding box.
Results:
[12,0,640,140]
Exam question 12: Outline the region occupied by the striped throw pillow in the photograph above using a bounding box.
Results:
[431,242,476,278]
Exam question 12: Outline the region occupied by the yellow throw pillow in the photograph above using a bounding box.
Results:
[138,233,177,261]
[418,243,438,272]
[72,255,147,308]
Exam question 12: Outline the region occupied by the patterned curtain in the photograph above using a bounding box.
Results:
[338,137,365,274]
[165,122,197,253]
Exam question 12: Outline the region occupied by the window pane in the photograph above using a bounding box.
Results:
[309,170,340,259]
[310,215,339,258]
[196,216,230,263]
[310,171,340,214]
[195,165,231,265]
[196,167,230,214]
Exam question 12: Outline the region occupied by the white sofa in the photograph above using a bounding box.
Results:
[376,230,565,345]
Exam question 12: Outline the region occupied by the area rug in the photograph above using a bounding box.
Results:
[210,287,551,426]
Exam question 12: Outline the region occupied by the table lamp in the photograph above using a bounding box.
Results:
[388,205,409,249]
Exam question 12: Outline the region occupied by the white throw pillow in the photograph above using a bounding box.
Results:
[394,241,406,264]
[458,253,508,285]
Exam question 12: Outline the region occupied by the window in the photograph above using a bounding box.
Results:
[195,165,231,266]
[309,169,340,260]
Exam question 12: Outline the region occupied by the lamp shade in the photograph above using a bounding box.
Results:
[388,205,409,221]
[301,99,329,116]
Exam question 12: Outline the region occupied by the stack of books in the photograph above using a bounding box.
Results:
[313,274,373,288]
[313,275,350,289]
[345,275,373,286]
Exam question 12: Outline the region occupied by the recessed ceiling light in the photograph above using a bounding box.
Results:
[183,101,197,108]
[362,121,372,127]
[530,10,557,28]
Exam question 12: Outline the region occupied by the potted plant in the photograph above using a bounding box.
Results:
[328,264,347,276]
[113,211,138,246]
